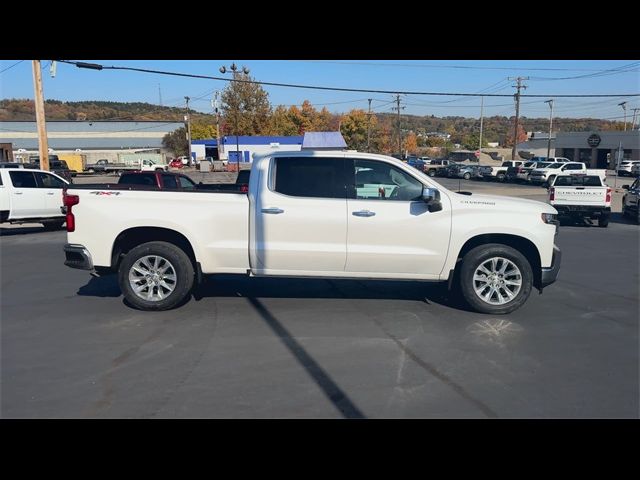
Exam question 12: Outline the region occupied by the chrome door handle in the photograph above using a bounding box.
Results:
[14,191,23,195]
[261,207,284,214]
[352,210,376,217]
[47,192,55,195]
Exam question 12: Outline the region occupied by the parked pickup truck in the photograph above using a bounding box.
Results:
[479,161,524,182]
[506,160,549,183]
[548,174,611,227]
[1,168,69,230]
[529,162,606,185]
[62,151,561,315]
[26,156,74,182]
[85,159,168,174]
[423,159,454,177]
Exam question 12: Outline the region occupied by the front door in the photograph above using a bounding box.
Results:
[35,171,67,216]
[251,156,348,274]
[8,171,44,218]
[345,158,451,277]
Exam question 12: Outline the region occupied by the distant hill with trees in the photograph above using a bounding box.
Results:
[0,97,627,155]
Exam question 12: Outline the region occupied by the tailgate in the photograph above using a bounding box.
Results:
[551,186,609,206]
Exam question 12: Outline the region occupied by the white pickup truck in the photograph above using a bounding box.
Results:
[62,151,561,314]
[1,168,69,230]
[529,161,606,185]
[548,174,611,227]
[479,161,524,182]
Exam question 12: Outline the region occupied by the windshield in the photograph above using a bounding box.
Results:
[546,163,563,168]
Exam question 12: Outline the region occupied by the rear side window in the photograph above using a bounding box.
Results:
[161,174,178,189]
[10,171,37,188]
[119,174,156,186]
[178,176,196,189]
[563,163,583,171]
[273,157,346,199]
[36,172,66,188]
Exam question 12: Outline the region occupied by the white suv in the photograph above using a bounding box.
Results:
[617,161,640,177]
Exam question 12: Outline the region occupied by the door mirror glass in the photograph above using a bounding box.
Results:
[622,184,629,190]
[422,187,442,212]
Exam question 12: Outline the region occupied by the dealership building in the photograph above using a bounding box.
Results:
[553,131,639,168]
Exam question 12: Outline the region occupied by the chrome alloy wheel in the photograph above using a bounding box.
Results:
[128,255,177,302]
[473,257,522,305]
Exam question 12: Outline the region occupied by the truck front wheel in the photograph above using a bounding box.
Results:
[459,244,533,314]
[118,241,194,311]
[428,169,436,177]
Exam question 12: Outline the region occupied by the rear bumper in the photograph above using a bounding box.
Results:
[541,245,562,288]
[63,244,94,271]
[555,205,611,216]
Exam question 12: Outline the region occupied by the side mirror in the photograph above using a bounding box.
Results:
[422,187,442,212]
[622,184,629,190]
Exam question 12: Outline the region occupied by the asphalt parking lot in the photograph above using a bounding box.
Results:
[1,177,638,418]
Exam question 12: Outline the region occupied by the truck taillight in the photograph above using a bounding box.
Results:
[606,187,611,203]
[240,184,249,193]
[62,191,79,232]
[549,187,555,201]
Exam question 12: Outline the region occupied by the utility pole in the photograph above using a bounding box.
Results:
[545,99,554,160]
[392,94,405,157]
[632,108,639,130]
[212,91,222,158]
[184,96,192,165]
[618,102,627,131]
[479,96,484,153]
[32,60,49,171]
[366,98,372,151]
[509,76,528,160]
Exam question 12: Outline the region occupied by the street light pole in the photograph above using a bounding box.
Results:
[545,99,554,160]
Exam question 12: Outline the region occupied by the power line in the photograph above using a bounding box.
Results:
[529,61,640,81]
[56,60,640,98]
[0,60,25,75]
[295,61,640,72]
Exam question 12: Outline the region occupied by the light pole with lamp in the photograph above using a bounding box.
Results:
[220,63,249,172]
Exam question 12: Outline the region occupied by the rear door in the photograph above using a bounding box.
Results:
[251,156,348,274]
[34,171,67,216]
[8,171,44,218]
[345,158,450,277]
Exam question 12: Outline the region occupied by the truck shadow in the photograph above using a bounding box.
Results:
[558,212,637,228]
[0,226,61,236]
[77,274,467,310]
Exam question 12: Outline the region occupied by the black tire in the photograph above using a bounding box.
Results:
[458,243,533,315]
[118,241,194,311]
[598,215,609,228]
[636,209,640,225]
[428,169,436,177]
[463,173,471,180]
[42,220,64,231]
[497,173,506,182]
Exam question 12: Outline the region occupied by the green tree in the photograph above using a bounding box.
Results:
[162,127,188,156]
[221,72,272,136]
[268,105,299,135]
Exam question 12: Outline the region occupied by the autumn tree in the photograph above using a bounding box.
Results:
[162,127,188,156]
[268,105,299,135]
[221,72,272,136]
[190,121,216,140]
[340,109,375,150]
[405,132,418,154]
[503,122,528,147]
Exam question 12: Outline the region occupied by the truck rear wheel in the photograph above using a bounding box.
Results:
[459,244,533,315]
[428,169,436,177]
[118,241,194,311]
[598,214,609,228]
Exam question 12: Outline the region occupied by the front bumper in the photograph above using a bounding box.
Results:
[540,245,562,288]
[63,244,94,271]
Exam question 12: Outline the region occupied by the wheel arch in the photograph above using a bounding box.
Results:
[111,226,197,271]
[455,233,542,288]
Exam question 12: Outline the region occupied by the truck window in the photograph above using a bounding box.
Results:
[273,157,346,199]
[351,159,423,201]
[36,172,66,188]
[563,163,582,170]
[161,174,178,189]
[9,171,37,188]
[178,176,196,190]
[119,173,156,186]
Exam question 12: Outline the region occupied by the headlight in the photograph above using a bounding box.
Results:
[541,213,557,224]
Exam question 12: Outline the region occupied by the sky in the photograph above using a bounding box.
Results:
[1,60,639,120]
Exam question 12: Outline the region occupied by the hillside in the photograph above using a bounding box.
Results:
[0,99,626,145]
